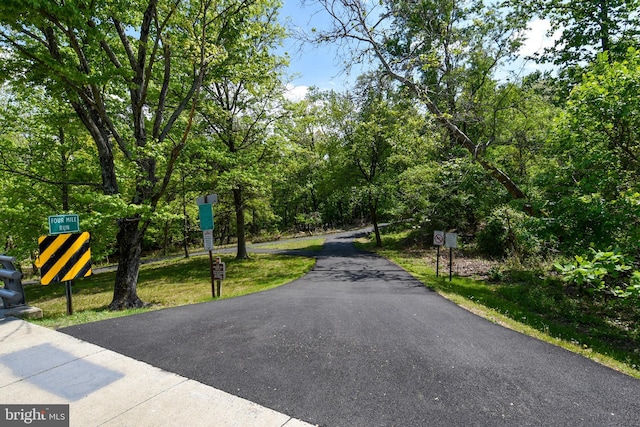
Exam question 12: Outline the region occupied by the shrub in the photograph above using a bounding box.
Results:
[554,248,640,298]
[476,206,543,260]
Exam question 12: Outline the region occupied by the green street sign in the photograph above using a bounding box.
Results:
[198,204,214,231]
[48,214,80,235]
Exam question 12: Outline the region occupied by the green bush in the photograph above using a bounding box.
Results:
[476,214,509,257]
[476,207,544,260]
[554,248,640,298]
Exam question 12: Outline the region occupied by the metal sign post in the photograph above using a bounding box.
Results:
[65,281,73,315]
[209,251,215,297]
[433,231,445,277]
[197,194,218,297]
[212,258,226,298]
[445,233,458,281]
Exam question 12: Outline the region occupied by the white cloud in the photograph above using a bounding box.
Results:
[520,19,558,58]
[496,19,561,79]
[285,84,309,101]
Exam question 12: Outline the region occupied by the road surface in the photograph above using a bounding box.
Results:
[62,229,640,426]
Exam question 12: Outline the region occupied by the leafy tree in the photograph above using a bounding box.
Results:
[302,75,423,246]
[535,49,640,254]
[0,0,269,309]
[310,0,533,211]
[271,92,328,231]
[510,0,640,66]
[274,87,366,230]
[197,2,287,258]
[508,0,640,100]
[0,87,117,264]
[397,157,505,234]
[566,50,640,171]
[345,74,410,246]
[477,80,558,186]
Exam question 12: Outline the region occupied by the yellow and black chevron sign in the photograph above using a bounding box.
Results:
[35,232,92,285]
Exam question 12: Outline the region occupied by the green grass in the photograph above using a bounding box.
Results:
[356,231,640,379]
[256,238,325,251]
[26,253,315,329]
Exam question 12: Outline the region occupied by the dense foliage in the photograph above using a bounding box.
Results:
[1,0,639,304]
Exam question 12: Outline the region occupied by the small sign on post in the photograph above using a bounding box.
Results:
[197,193,219,297]
[445,233,458,281]
[198,204,214,231]
[203,229,214,251]
[433,231,445,246]
[36,232,92,285]
[434,231,444,277]
[212,258,226,280]
[35,231,92,315]
[445,232,458,248]
[212,257,225,298]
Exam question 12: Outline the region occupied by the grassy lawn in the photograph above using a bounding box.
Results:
[26,253,315,329]
[256,238,325,251]
[356,231,640,379]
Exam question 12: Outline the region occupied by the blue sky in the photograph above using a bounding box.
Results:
[278,0,363,98]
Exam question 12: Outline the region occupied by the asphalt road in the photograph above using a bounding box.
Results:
[61,229,640,427]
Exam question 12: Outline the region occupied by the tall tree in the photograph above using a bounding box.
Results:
[308,0,531,211]
[198,2,287,259]
[0,0,264,309]
[510,0,640,66]
[270,92,325,231]
[305,76,421,245]
[0,88,108,260]
[513,48,640,257]
[345,74,403,246]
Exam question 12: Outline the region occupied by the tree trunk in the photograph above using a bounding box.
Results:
[59,128,70,211]
[182,173,190,258]
[233,188,249,259]
[108,218,145,310]
[369,198,382,247]
[182,211,190,259]
[71,101,120,196]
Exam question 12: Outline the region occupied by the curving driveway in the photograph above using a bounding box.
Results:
[62,229,640,427]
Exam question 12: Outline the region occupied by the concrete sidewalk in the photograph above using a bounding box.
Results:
[0,317,315,427]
